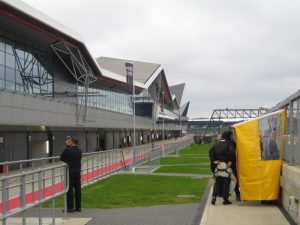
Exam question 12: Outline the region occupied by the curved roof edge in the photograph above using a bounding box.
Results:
[4,0,180,99]
[100,68,146,89]
[3,0,82,42]
[1,0,104,77]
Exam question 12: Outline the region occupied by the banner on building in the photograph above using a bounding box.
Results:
[125,62,133,94]
[160,91,164,113]
[233,109,286,200]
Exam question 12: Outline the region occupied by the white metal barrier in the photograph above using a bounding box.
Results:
[0,137,193,224]
[0,164,68,225]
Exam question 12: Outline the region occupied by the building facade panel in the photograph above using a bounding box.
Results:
[4,132,27,162]
[105,131,113,150]
[87,131,98,152]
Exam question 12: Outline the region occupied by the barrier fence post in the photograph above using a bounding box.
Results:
[38,170,43,225]
[31,162,35,203]
[64,166,68,216]
[52,167,56,225]
[2,177,7,225]
[20,173,26,225]
[92,155,95,181]
[131,147,135,170]
[96,153,99,179]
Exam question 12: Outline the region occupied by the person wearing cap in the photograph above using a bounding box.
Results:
[60,137,82,213]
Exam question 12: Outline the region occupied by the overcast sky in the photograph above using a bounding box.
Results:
[24,0,300,117]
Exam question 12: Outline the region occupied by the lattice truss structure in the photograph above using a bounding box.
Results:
[51,41,97,123]
[202,108,267,138]
[211,109,266,120]
[12,47,53,94]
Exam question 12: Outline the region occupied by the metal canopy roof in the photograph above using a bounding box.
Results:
[97,57,173,103]
[169,83,185,106]
[0,0,102,77]
[97,57,160,84]
[0,0,180,101]
[180,101,190,117]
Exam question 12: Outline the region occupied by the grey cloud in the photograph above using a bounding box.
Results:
[25,0,300,117]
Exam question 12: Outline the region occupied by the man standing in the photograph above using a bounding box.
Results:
[209,131,234,205]
[60,137,82,213]
[228,132,241,201]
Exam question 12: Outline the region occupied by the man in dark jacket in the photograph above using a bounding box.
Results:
[209,131,234,205]
[228,134,241,201]
[60,137,82,213]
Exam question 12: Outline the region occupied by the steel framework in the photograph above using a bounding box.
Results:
[12,47,53,94]
[51,41,97,123]
[202,108,267,139]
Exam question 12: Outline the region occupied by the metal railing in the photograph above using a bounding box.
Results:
[132,138,194,169]
[80,149,128,185]
[0,149,128,225]
[0,149,128,178]
[0,137,193,224]
[162,139,193,156]
[132,144,161,166]
[282,99,300,165]
[0,164,68,225]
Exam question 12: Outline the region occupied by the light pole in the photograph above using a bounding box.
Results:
[125,62,135,168]
[162,91,164,140]
[179,108,181,137]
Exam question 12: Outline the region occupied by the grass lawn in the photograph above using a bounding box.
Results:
[179,144,212,155]
[154,143,212,174]
[44,174,208,208]
[160,156,209,165]
[155,165,211,174]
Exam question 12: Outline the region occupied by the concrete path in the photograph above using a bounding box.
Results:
[6,217,92,225]
[19,203,202,225]
[200,187,290,225]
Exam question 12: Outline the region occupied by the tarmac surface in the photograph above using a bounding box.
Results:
[13,203,202,225]
[200,186,291,225]
[9,180,292,225]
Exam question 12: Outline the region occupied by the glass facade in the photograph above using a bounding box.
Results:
[78,85,133,115]
[0,32,163,117]
[0,33,53,96]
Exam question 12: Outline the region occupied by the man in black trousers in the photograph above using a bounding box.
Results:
[229,134,241,201]
[209,131,234,205]
[60,137,82,213]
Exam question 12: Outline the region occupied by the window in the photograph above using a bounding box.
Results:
[0,65,4,79]
[0,37,5,51]
[6,53,15,69]
[0,50,4,66]
[6,67,15,82]
[0,34,54,96]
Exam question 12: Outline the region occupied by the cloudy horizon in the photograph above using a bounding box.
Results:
[24,0,300,117]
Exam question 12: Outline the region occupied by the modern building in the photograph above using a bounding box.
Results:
[0,0,189,163]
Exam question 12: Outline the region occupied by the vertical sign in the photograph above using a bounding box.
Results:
[125,62,133,94]
[125,62,135,167]
[161,91,164,113]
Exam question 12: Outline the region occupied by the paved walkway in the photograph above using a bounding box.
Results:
[6,217,92,225]
[11,183,291,225]
[16,203,202,225]
[200,185,290,225]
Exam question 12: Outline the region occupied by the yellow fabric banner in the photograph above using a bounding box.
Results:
[233,110,286,200]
